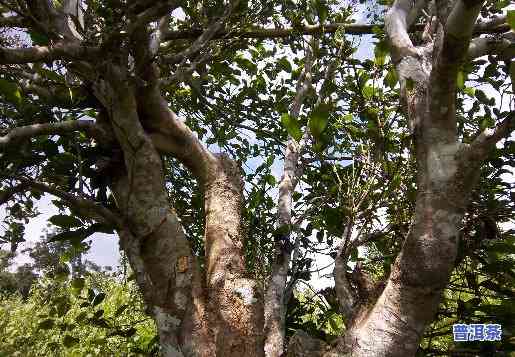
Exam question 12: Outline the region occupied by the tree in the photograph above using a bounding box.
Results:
[0,249,38,297]
[0,0,513,356]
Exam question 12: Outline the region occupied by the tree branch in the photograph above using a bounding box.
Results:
[0,15,26,27]
[0,43,99,64]
[162,0,240,64]
[443,0,484,61]
[0,120,107,150]
[264,42,314,357]
[467,113,515,161]
[474,14,507,32]
[17,177,122,226]
[162,22,428,42]
[0,183,29,205]
[334,222,357,320]
[130,1,178,30]
[385,0,427,61]
[130,31,217,183]
[467,32,515,59]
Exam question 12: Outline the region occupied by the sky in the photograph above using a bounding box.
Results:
[1,5,513,292]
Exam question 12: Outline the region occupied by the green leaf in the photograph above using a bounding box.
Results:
[28,31,49,46]
[374,40,389,66]
[308,103,331,138]
[114,304,128,317]
[405,78,415,91]
[48,230,86,243]
[35,67,63,82]
[277,57,292,73]
[265,174,276,186]
[362,85,375,99]
[272,224,291,240]
[341,114,353,123]
[38,319,55,330]
[508,10,515,31]
[49,214,83,228]
[87,288,95,303]
[475,89,489,104]
[384,68,398,89]
[457,71,465,90]
[93,309,104,319]
[0,79,22,106]
[463,87,475,97]
[281,113,303,141]
[89,222,115,234]
[71,277,85,291]
[62,334,79,348]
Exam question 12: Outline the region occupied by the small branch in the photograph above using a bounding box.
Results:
[20,81,97,109]
[162,0,240,64]
[0,43,99,64]
[162,19,508,42]
[162,22,428,42]
[348,225,391,254]
[0,182,30,205]
[0,15,26,27]
[263,41,314,357]
[466,114,515,161]
[334,221,357,320]
[467,32,515,59]
[17,177,122,226]
[130,1,178,30]
[0,120,107,150]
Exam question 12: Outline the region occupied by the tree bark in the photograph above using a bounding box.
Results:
[325,0,495,355]
[2,1,513,356]
[204,154,264,357]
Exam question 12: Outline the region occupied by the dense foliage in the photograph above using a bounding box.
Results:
[0,250,157,356]
[0,0,514,355]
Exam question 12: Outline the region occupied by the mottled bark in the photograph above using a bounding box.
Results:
[2,1,513,356]
[204,154,264,357]
[90,65,214,357]
[264,46,313,357]
[326,0,507,356]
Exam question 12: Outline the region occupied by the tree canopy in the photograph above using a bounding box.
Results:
[0,0,514,356]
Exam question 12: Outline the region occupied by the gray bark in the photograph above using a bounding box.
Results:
[1,1,513,356]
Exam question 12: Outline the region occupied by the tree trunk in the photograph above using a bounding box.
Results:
[204,154,264,356]
[324,0,492,355]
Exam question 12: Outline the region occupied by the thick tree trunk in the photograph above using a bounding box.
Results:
[2,1,513,356]
[324,0,489,355]
[204,154,264,357]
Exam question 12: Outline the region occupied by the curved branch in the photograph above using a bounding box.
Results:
[467,32,515,59]
[0,43,99,64]
[385,0,427,61]
[17,177,122,226]
[0,120,107,150]
[129,24,217,183]
[466,113,515,161]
